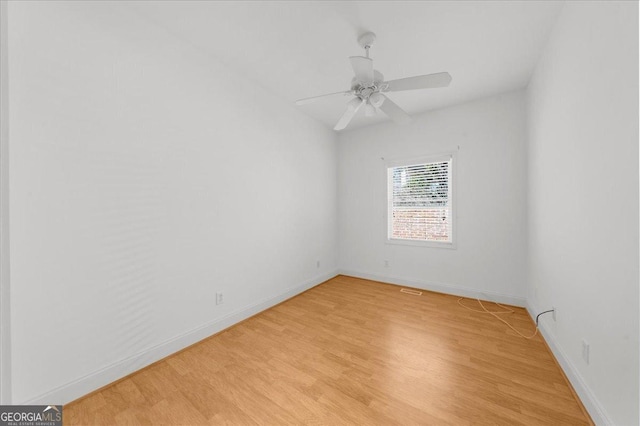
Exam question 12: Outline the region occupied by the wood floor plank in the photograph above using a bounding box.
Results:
[64,275,593,425]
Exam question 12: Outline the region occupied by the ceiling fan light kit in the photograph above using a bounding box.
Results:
[364,102,377,117]
[295,31,453,131]
[369,92,385,108]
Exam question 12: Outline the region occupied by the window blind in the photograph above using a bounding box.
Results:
[388,158,452,242]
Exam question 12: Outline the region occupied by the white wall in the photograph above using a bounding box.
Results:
[338,91,528,305]
[526,2,638,425]
[0,0,11,405]
[7,1,338,404]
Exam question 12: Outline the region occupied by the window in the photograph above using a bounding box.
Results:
[387,154,454,247]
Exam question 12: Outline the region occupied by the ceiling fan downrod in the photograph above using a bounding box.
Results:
[358,31,376,58]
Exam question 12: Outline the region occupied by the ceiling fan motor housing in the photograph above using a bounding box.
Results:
[352,70,385,101]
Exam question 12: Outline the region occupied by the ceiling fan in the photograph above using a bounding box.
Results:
[295,32,452,131]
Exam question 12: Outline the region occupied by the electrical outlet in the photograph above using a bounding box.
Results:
[316,260,320,268]
[552,306,556,321]
[216,292,224,305]
[581,340,590,365]
[384,260,389,267]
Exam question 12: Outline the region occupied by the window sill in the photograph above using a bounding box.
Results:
[385,238,457,250]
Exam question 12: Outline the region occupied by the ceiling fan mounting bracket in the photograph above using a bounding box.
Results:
[357,32,376,50]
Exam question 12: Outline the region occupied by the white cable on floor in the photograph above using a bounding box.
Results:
[457,297,513,314]
[458,297,538,339]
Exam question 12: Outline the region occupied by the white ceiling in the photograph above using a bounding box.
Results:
[131,1,563,131]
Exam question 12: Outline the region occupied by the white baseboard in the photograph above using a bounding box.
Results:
[338,269,526,307]
[24,270,339,406]
[526,302,611,426]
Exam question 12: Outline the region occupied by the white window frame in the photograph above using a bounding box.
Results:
[385,152,456,249]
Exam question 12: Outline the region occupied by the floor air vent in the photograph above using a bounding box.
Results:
[400,288,422,296]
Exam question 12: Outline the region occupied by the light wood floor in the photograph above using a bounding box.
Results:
[65,275,592,425]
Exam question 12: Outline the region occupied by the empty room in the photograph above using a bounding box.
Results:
[0,1,638,425]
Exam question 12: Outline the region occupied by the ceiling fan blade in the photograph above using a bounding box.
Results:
[384,72,452,92]
[349,56,374,86]
[379,95,412,125]
[295,90,354,106]
[334,98,365,131]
